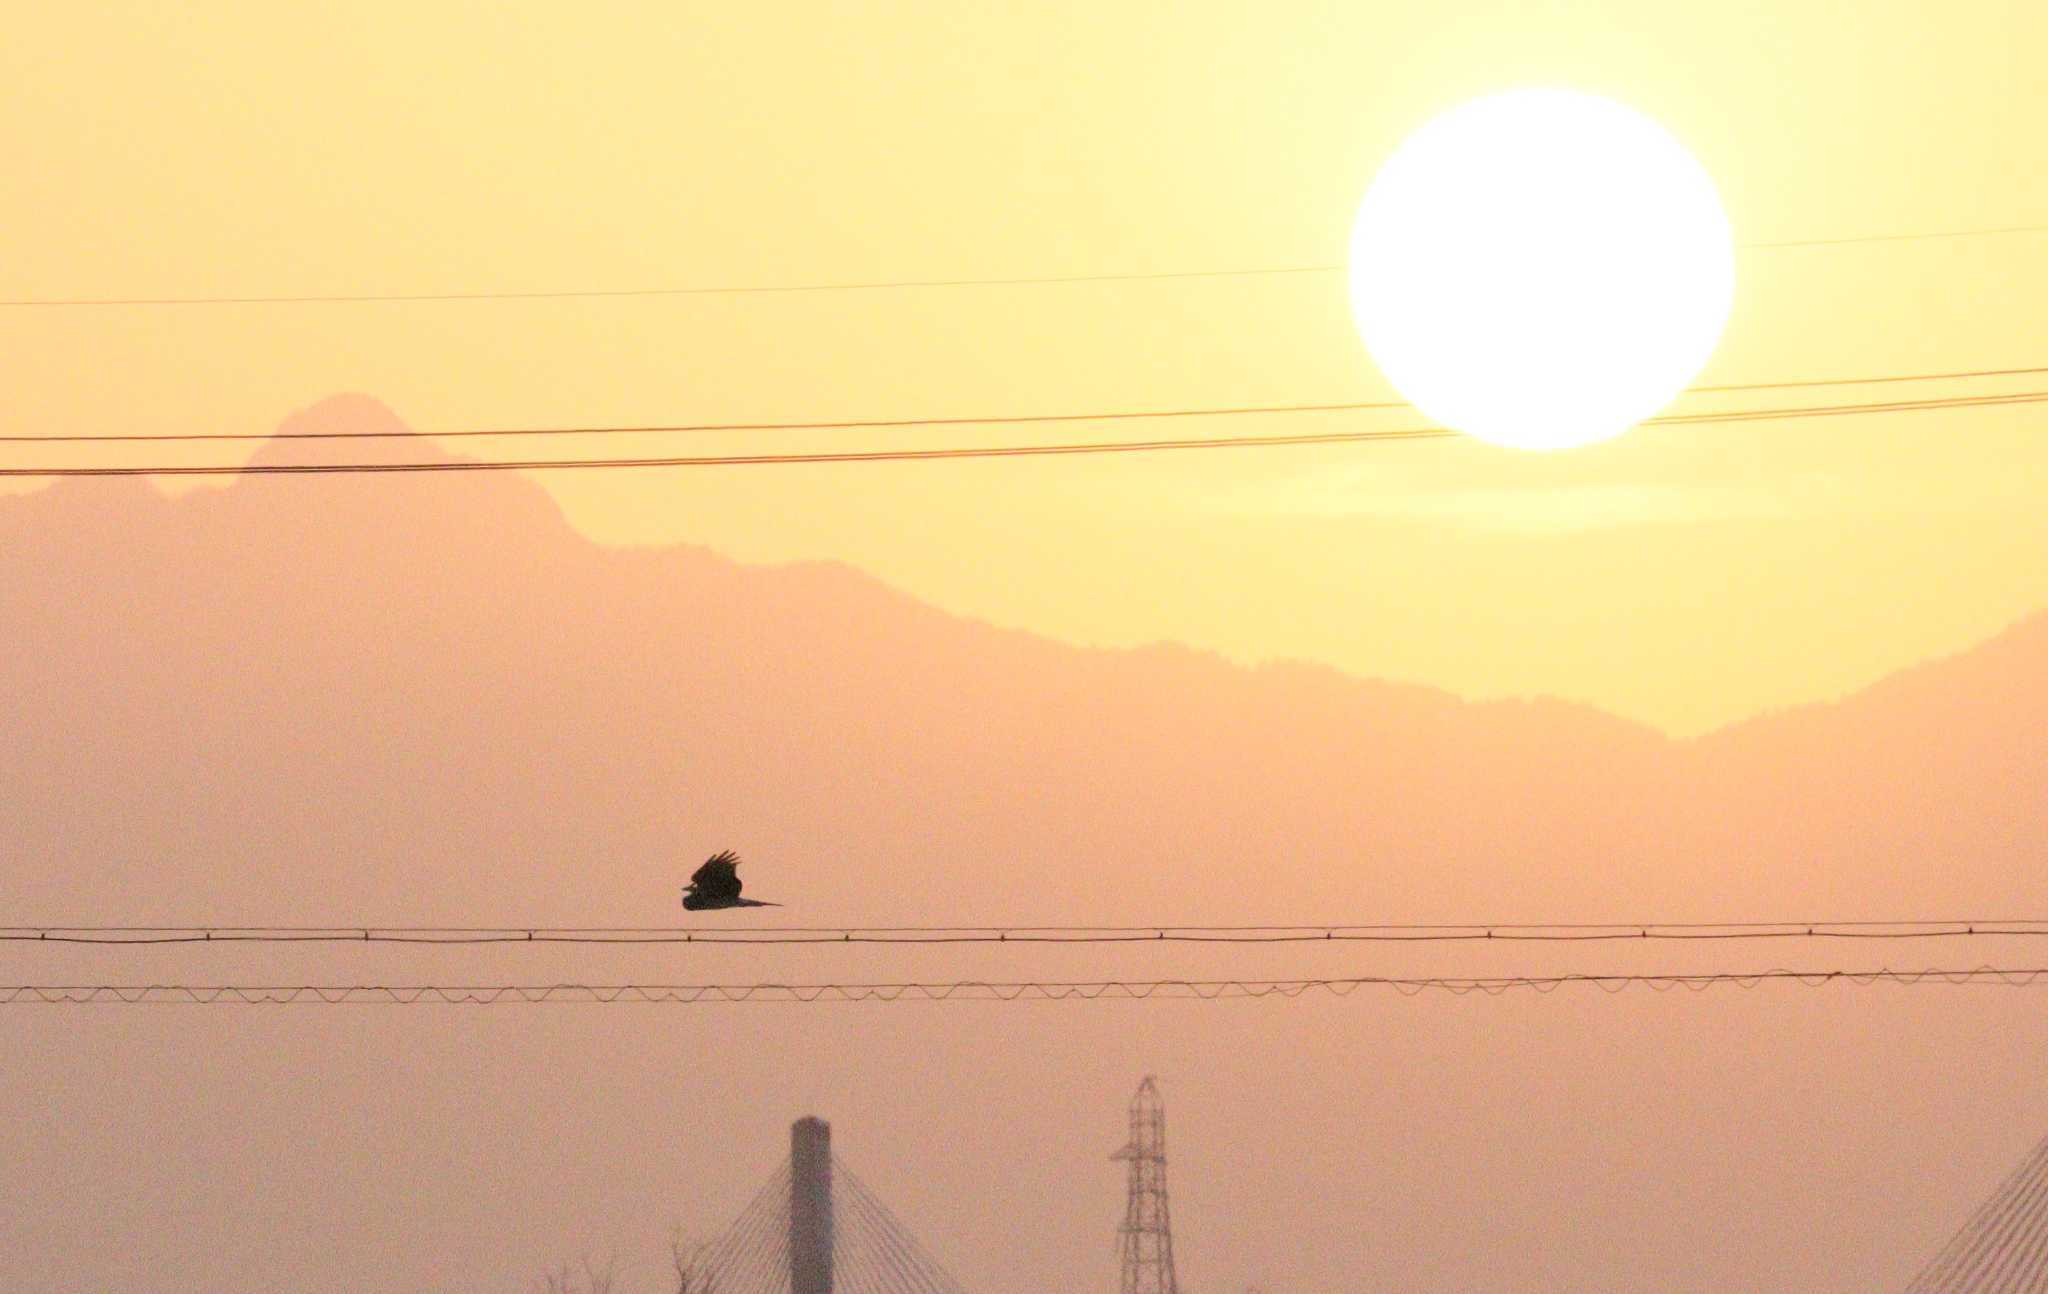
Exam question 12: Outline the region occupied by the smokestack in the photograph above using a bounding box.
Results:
[790,1117,833,1294]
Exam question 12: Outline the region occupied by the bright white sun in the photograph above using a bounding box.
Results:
[1350,88,1734,450]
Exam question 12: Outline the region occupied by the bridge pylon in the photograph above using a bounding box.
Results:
[693,1115,971,1293]
[791,1116,834,1294]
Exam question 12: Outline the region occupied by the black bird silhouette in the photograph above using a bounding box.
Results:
[682,850,778,910]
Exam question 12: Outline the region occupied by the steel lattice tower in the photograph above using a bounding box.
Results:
[1112,1076,1180,1294]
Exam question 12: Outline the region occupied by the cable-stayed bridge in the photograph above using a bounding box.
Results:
[1905,1132,2048,1292]
[696,1091,2048,1292]
[695,1118,970,1294]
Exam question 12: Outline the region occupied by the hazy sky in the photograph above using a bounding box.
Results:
[4,0,2044,735]
[8,10,2048,1291]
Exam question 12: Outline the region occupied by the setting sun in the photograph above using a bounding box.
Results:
[7,9,2048,1292]
[1350,87,1734,450]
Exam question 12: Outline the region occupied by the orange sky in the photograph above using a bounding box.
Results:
[3,1,2045,733]
[8,11,2048,1290]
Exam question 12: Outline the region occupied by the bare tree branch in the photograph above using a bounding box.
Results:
[533,1252,615,1294]
[671,1226,716,1294]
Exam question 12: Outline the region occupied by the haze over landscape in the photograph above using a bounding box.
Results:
[7,5,2048,1292]
[6,397,2045,927]
[6,399,2047,1291]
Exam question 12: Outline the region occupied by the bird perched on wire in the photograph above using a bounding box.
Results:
[682,850,778,910]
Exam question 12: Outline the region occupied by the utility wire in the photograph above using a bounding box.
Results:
[0,399,1403,445]
[1691,363,2048,394]
[1748,224,2048,250]
[5,364,2042,446]
[0,265,1342,308]
[4,224,2044,309]
[3,389,2042,478]
[7,967,2048,1004]
[10,922,2048,947]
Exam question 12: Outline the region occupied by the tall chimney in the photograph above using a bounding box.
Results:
[790,1117,833,1294]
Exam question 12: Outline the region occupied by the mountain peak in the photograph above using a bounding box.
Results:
[4,394,2046,925]
[251,394,459,468]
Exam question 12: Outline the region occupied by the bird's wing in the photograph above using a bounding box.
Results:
[690,851,742,900]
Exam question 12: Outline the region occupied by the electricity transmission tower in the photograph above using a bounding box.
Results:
[1113,1075,1181,1294]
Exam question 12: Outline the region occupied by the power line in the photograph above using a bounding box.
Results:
[1748,224,2048,250]
[0,265,1344,308]
[0,422,1442,475]
[10,921,2048,946]
[7,966,2048,1004]
[5,364,2042,446]
[1644,389,2048,424]
[4,224,2044,309]
[1690,363,2048,394]
[3,389,2043,478]
[0,398,1401,445]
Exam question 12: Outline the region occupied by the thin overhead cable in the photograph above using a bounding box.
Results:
[8,967,2048,1004]
[11,921,2048,947]
[1748,224,2048,250]
[1647,389,2048,424]
[0,265,1343,308]
[5,364,2042,446]
[4,223,2044,309]
[3,389,2043,478]
[1690,363,2048,394]
[0,399,1402,445]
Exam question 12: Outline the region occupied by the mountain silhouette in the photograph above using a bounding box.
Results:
[3,395,2042,924]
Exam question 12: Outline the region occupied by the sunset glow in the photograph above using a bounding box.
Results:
[7,9,2048,1290]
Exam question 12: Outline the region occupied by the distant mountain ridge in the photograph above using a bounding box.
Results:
[2,395,2041,924]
